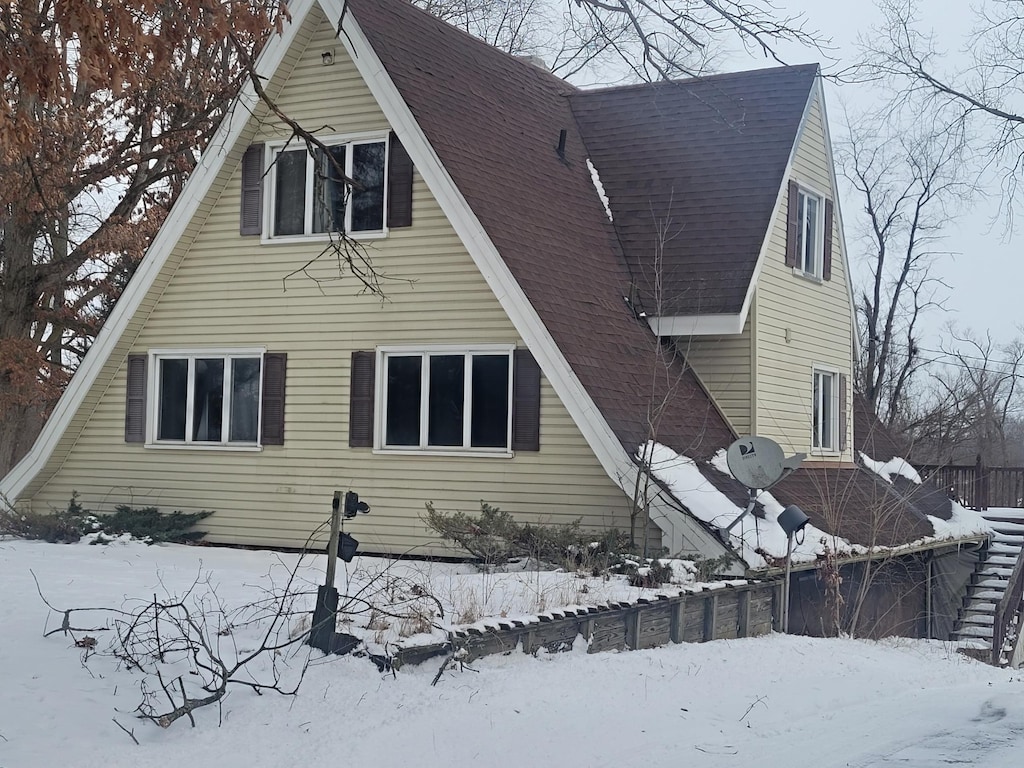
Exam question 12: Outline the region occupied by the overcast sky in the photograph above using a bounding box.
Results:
[725,0,1022,353]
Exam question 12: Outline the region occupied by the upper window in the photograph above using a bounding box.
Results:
[153,352,263,445]
[378,347,513,452]
[795,187,823,277]
[812,368,838,452]
[267,137,386,238]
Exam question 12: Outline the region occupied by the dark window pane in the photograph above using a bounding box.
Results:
[386,355,422,446]
[274,149,306,236]
[158,359,188,441]
[428,355,464,446]
[471,355,509,448]
[820,373,832,448]
[229,358,261,442]
[351,142,385,232]
[313,145,347,233]
[193,358,224,442]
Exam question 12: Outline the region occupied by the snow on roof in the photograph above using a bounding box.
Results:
[643,441,992,570]
[857,450,992,540]
[586,158,614,222]
[859,452,923,485]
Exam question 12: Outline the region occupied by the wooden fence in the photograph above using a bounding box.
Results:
[393,581,781,668]
[918,457,1024,511]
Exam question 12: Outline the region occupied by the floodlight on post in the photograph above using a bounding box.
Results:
[777,504,809,634]
[308,489,371,653]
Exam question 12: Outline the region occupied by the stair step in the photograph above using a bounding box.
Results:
[966,590,1005,601]
[990,522,1024,534]
[960,614,995,626]
[984,566,1015,577]
[987,542,1022,555]
[975,576,1011,587]
[954,625,995,638]
[986,556,1019,567]
[962,603,997,614]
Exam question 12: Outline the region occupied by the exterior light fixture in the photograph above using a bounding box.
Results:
[322,50,334,66]
[777,504,810,634]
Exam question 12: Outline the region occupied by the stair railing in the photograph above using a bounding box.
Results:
[992,550,1024,666]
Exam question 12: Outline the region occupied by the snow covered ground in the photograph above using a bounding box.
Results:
[2,539,1024,768]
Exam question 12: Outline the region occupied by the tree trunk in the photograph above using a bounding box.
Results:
[0,402,43,479]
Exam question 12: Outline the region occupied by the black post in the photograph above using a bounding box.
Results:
[309,585,339,653]
[308,492,344,652]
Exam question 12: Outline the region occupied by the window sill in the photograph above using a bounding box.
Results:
[145,443,264,452]
[372,448,514,459]
[791,267,823,284]
[810,448,841,458]
[261,230,387,246]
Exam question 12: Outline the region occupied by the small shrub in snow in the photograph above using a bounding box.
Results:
[423,501,587,568]
[0,492,212,545]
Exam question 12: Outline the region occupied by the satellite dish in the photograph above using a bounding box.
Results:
[726,435,787,489]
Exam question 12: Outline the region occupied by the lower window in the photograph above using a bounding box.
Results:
[155,353,262,444]
[812,369,837,451]
[381,348,512,451]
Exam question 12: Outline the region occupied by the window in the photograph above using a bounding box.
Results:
[153,352,263,445]
[795,187,823,277]
[812,369,838,452]
[268,137,387,238]
[378,347,513,452]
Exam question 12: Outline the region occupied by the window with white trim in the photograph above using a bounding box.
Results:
[812,368,838,452]
[795,187,823,277]
[267,137,386,238]
[379,348,513,452]
[153,352,263,445]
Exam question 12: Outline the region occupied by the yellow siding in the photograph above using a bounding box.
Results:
[28,7,634,554]
[677,313,753,435]
[753,93,854,461]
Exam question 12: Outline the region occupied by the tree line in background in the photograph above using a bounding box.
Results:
[848,0,1024,467]
[2,0,1024,478]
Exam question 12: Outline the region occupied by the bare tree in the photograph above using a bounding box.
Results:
[902,327,1024,464]
[413,0,826,81]
[861,0,1024,218]
[838,110,970,425]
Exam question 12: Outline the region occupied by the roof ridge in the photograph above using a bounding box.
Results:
[577,62,820,96]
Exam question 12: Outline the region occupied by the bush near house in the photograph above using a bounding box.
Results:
[0,493,213,545]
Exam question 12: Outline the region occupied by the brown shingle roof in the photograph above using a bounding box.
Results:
[570,66,817,317]
[348,0,734,461]
[346,0,953,554]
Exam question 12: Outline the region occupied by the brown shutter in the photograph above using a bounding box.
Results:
[240,143,264,236]
[387,132,413,228]
[349,351,376,447]
[822,198,834,281]
[839,373,848,452]
[261,352,287,446]
[785,180,799,268]
[512,349,541,452]
[124,354,147,443]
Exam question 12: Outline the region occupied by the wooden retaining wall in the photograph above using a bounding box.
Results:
[393,581,782,668]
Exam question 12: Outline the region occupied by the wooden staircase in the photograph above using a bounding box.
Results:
[952,508,1024,666]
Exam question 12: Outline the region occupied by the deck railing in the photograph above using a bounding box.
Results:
[918,457,1024,511]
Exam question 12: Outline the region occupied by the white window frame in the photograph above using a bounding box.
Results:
[794,185,825,279]
[262,131,390,244]
[146,347,266,451]
[811,366,840,454]
[374,344,515,457]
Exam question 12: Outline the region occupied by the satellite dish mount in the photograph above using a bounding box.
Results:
[722,436,805,537]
